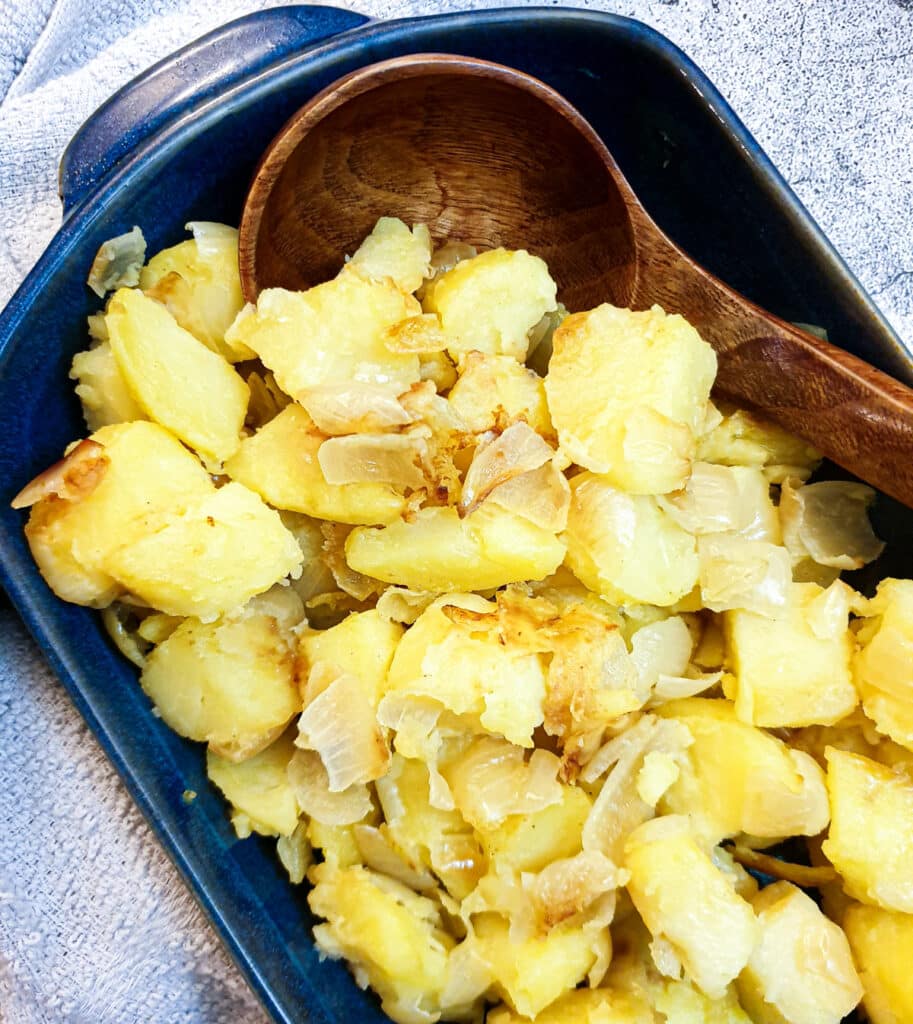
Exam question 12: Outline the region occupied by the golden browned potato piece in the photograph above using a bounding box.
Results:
[106,287,249,466]
[225,404,406,526]
[724,583,857,728]
[823,747,913,913]
[224,267,421,400]
[546,304,716,493]
[422,248,557,361]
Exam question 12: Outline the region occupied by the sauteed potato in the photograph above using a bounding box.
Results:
[14,216,912,1024]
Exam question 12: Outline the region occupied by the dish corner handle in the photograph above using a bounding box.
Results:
[57,4,369,217]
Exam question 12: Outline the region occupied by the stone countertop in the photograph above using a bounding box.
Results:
[0,1,910,1022]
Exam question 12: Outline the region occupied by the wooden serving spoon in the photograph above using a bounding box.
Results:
[239,54,913,507]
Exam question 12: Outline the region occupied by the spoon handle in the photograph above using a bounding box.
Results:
[632,235,913,506]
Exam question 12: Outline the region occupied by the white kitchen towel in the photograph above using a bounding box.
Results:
[0,2,911,1022]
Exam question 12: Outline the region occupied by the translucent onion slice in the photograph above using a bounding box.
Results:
[659,463,746,534]
[698,533,792,617]
[297,662,391,791]
[353,823,438,892]
[286,748,372,825]
[320,522,384,601]
[803,578,857,641]
[376,587,440,625]
[186,220,238,259]
[300,384,413,435]
[245,370,291,429]
[318,432,428,490]
[629,616,693,690]
[581,715,692,863]
[276,821,312,885]
[487,459,571,533]
[780,479,885,569]
[12,438,108,509]
[86,226,146,297]
[651,670,723,703]
[445,737,562,830]
[459,422,554,516]
[527,850,624,930]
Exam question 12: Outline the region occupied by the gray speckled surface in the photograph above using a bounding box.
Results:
[0,2,911,1022]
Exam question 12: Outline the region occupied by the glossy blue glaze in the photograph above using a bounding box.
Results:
[0,6,901,1022]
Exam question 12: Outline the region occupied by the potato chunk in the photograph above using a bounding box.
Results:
[385,594,546,746]
[139,222,250,361]
[724,583,857,727]
[422,248,557,361]
[563,472,698,606]
[301,609,403,704]
[70,340,146,431]
[225,268,421,400]
[104,483,303,619]
[737,882,862,1024]
[624,815,758,999]
[469,912,607,1019]
[309,863,453,1024]
[24,421,213,607]
[106,287,249,466]
[481,783,591,874]
[487,988,653,1024]
[349,217,432,293]
[206,730,300,836]
[225,404,406,525]
[843,902,913,1024]
[657,698,829,844]
[448,352,553,437]
[546,304,716,492]
[853,578,913,750]
[346,505,566,593]
[142,605,301,756]
[822,747,913,912]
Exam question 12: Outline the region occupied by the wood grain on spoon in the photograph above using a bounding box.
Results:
[240,53,913,508]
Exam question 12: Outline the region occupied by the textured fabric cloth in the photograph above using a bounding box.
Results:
[0,1,910,1021]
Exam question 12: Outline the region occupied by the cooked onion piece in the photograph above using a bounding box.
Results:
[287,748,373,825]
[780,479,885,570]
[12,439,108,509]
[318,432,428,490]
[459,422,554,516]
[301,384,413,435]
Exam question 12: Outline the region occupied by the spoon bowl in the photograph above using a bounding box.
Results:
[241,54,913,508]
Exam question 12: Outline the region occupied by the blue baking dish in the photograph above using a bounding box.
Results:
[0,6,903,1021]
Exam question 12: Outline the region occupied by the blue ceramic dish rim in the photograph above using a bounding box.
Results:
[0,7,906,1022]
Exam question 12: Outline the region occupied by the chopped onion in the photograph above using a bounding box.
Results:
[318,432,428,490]
[300,384,413,435]
[245,370,291,429]
[581,715,692,862]
[651,670,723,703]
[660,463,745,534]
[320,522,384,601]
[488,459,571,533]
[630,616,693,690]
[459,422,555,516]
[376,587,439,625]
[276,821,312,885]
[86,226,146,297]
[445,737,562,829]
[353,824,438,892]
[377,694,456,810]
[780,479,884,569]
[528,850,624,929]
[287,748,372,825]
[698,534,792,617]
[186,220,238,259]
[804,578,856,640]
[12,438,108,509]
[297,662,391,791]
